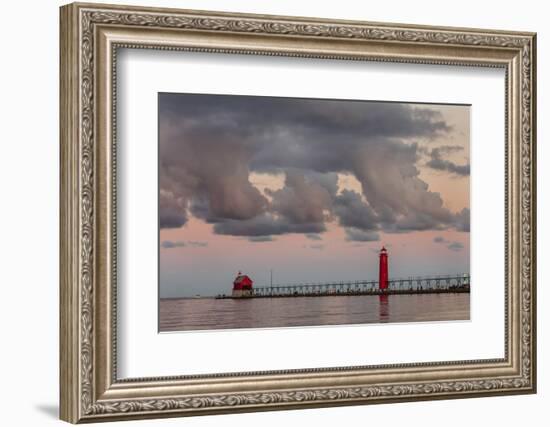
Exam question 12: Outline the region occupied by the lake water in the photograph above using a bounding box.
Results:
[159,293,470,332]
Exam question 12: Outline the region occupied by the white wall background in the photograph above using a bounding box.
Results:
[0,0,545,426]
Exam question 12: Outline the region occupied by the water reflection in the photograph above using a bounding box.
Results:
[159,293,470,332]
[378,295,389,322]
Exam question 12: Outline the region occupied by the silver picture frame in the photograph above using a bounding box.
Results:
[60,2,536,422]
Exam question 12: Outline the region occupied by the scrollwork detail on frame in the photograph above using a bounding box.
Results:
[60,4,536,422]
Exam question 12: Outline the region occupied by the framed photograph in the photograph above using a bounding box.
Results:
[157,93,472,332]
[60,2,537,423]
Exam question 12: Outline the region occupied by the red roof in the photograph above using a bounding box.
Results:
[233,273,253,290]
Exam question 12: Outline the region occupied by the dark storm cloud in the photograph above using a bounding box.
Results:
[334,190,378,231]
[438,145,464,153]
[447,241,464,252]
[426,146,470,176]
[213,214,326,237]
[159,93,467,237]
[344,228,380,242]
[159,191,188,228]
[305,233,323,241]
[248,235,275,242]
[161,240,186,249]
[454,208,470,232]
[187,241,208,247]
[247,105,449,174]
[433,236,464,252]
[267,170,336,225]
[161,240,208,249]
[159,210,187,229]
[159,104,268,227]
[393,212,447,232]
[308,244,325,250]
[353,140,455,228]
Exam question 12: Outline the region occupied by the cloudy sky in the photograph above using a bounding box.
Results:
[159,93,470,298]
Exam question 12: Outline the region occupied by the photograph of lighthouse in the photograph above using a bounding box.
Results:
[158,92,470,332]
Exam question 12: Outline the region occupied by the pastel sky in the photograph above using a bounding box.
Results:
[159,93,470,298]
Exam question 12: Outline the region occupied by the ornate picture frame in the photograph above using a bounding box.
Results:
[60,2,536,423]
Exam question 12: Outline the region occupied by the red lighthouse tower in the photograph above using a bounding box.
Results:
[379,247,389,290]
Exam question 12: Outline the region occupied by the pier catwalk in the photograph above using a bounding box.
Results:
[249,274,470,298]
[223,248,469,299]
[221,273,470,299]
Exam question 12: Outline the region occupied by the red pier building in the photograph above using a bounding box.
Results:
[232,271,253,297]
[379,247,389,290]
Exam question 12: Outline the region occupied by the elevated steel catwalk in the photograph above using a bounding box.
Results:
[250,274,470,297]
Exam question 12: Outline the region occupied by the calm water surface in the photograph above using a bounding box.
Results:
[159,293,470,332]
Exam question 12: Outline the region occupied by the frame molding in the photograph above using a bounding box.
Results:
[60,2,536,423]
